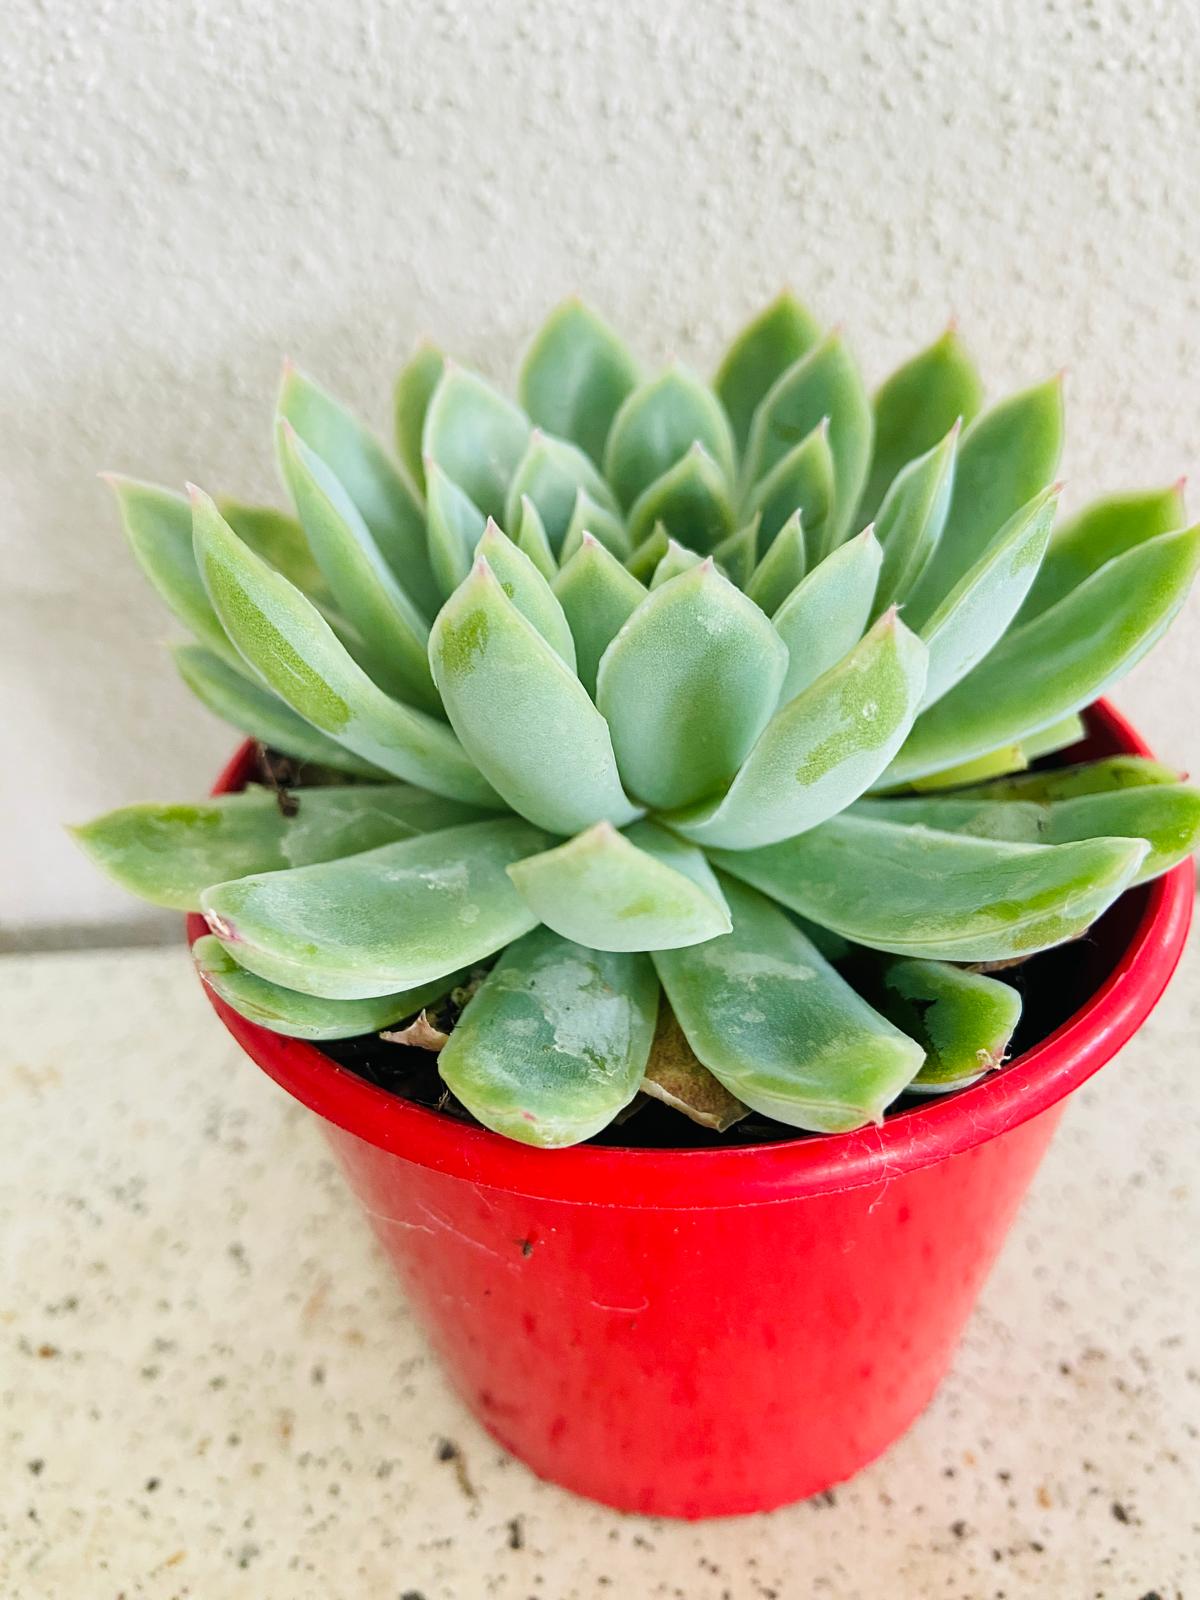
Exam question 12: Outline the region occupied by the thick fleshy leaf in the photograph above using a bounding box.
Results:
[867,957,1021,1092]
[106,477,240,666]
[902,377,1064,627]
[517,300,641,466]
[626,443,737,552]
[559,487,631,561]
[72,783,490,910]
[193,935,461,1041]
[741,334,873,546]
[474,519,575,667]
[173,644,386,778]
[507,819,731,951]
[900,713,1085,794]
[888,525,1200,784]
[503,429,618,550]
[203,817,549,999]
[744,422,834,554]
[650,538,704,589]
[596,560,788,811]
[604,365,736,509]
[393,341,445,491]
[852,783,1200,885]
[438,927,658,1147]
[514,495,557,581]
[429,560,638,832]
[552,534,646,697]
[624,523,670,583]
[713,291,823,454]
[670,608,927,849]
[654,877,924,1132]
[1017,482,1188,623]
[425,460,486,599]
[217,500,333,607]
[771,526,883,702]
[191,490,495,802]
[278,421,439,712]
[711,517,760,588]
[918,486,1057,707]
[952,755,1180,803]
[711,815,1147,961]
[870,424,958,616]
[746,510,806,615]
[422,365,530,522]
[278,363,440,619]
[857,328,983,525]
[640,1004,749,1131]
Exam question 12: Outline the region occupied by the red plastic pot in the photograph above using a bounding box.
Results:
[187,700,1192,1519]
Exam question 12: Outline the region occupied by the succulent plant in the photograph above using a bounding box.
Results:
[76,294,1200,1147]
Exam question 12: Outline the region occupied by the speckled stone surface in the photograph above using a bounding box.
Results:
[2,940,1197,1598]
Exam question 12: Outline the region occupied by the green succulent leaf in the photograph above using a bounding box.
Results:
[513,495,558,581]
[217,500,333,607]
[517,299,641,466]
[868,956,1021,1092]
[425,460,486,600]
[671,607,927,849]
[278,363,440,619]
[744,421,835,554]
[172,644,386,778]
[870,423,958,616]
[903,377,1064,627]
[771,526,883,702]
[626,443,737,552]
[640,1004,749,1132]
[106,477,241,667]
[746,510,806,615]
[474,518,576,668]
[888,524,1200,784]
[605,365,737,510]
[623,523,671,583]
[712,815,1148,962]
[504,428,618,551]
[650,539,704,589]
[596,560,788,811]
[430,560,638,832]
[393,341,445,492]
[858,327,983,525]
[191,489,496,803]
[714,290,823,454]
[742,333,873,547]
[277,421,440,713]
[72,782,490,910]
[710,517,760,589]
[438,927,659,1147]
[918,486,1058,707]
[559,487,631,562]
[951,755,1180,803]
[422,365,531,523]
[507,819,731,951]
[654,877,924,1133]
[193,934,462,1041]
[552,534,646,697]
[202,817,550,999]
[1017,482,1189,623]
[899,713,1085,794]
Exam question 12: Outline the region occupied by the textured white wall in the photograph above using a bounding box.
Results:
[3,0,1199,941]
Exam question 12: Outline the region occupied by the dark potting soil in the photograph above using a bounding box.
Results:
[257,746,1145,1152]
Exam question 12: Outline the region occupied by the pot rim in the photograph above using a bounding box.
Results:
[187,699,1194,1209]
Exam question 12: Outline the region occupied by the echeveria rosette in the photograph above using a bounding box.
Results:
[77,293,1200,1149]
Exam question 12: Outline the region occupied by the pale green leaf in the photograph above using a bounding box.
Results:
[558,486,631,562]
[670,608,927,849]
[203,817,549,999]
[217,500,332,607]
[514,495,558,581]
[626,443,736,552]
[650,539,704,589]
[746,510,806,615]
[713,290,823,454]
[952,755,1180,803]
[422,365,530,522]
[596,560,787,810]
[869,957,1021,1092]
[507,819,731,951]
[744,422,835,555]
[552,534,646,696]
[393,341,445,492]
[654,877,924,1132]
[712,815,1147,961]
[604,364,736,509]
[503,428,618,551]
[711,516,760,588]
[623,523,670,582]
[858,327,983,525]
[517,299,641,466]
[474,518,576,668]
[438,927,658,1147]
[278,363,440,618]
[870,423,958,616]
[191,490,496,803]
[425,460,486,600]
[771,526,882,702]
[429,561,638,832]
